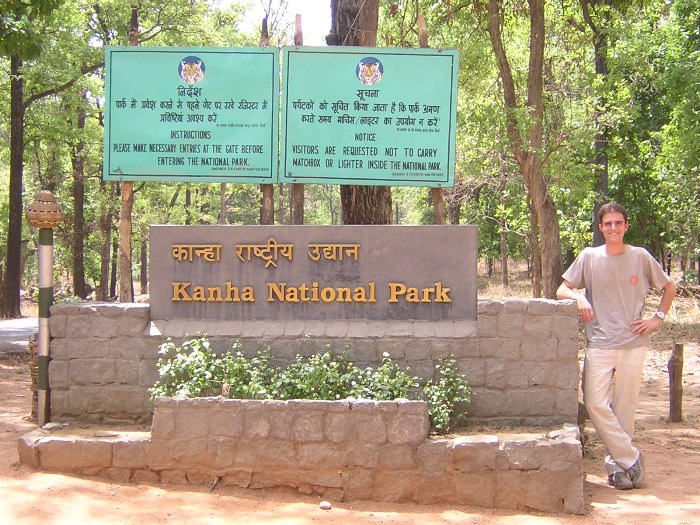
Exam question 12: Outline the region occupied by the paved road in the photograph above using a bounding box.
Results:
[0,318,38,356]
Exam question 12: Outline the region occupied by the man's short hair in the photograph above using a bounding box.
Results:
[598,202,628,224]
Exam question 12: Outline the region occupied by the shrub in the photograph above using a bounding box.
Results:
[150,336,470,432]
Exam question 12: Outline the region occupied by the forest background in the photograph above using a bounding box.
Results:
[0,0,699,319]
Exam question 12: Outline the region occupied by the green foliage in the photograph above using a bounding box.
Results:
[422,358,472,434]
[150,336,472,433]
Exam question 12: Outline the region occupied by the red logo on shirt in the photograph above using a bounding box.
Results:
[629,275,639,286]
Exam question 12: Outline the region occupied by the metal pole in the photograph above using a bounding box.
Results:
[37,228,53,426]
[25,190,63,427]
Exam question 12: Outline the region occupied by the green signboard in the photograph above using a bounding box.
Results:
[280,46,459,187]
[103,47,278,183]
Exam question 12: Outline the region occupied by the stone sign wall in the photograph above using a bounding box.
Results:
[47,299,580,426]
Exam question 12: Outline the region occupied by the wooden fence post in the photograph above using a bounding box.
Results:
[668,343,684,422]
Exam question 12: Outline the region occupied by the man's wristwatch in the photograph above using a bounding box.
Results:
[654,311,666,321]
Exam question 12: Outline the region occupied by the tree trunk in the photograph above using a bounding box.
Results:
[71,99,88,299]
[330,0,392,225]
[258,16,276,225]
[582,0,613,247]
[140,236,148,295]
[499,160,509,287]
[1,55,25,318]
[118,6,139,303]
[485,0,562,298]
[97,182,114,301]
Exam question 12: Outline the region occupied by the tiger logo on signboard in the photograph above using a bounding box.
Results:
[356,58,383,85]
[179,56,206,84]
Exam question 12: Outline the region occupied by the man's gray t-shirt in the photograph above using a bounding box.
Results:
[562,245,671,350]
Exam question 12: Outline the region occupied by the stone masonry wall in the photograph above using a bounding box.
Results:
[18,398,584,514]
[47,299,580,425]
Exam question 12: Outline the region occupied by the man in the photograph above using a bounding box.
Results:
[557,202,676,490]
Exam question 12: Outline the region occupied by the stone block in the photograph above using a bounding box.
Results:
[102,386,150,416]
[535,438,582,470]
[235,439,296,470]
[523,315,553,341]
[386,416,427,445]
[494,469,525,509]
[292,411,325,441]
[385,322,415,337]
[174,406,216,439]
[64,315,94,338]
[187,470,218,485]
[467,388,507,419]
[323,321,348,338]
[555,389,579,420]
[341,469,375,501]
[374,339,405,359]
[557,338,580,360]
[504,361,529,389]
[48,360,70,389]
[477,315,498,337]
[404,359,431,382]
[379,444,415,469]
[413,472,455,504]
[66,339,110,359]
[49,338,69,359]
[527,299,560,315]
[221,470,252,488]
[89,317,120,339]
[49,390,68,418]
[412,322,436,338]
[113,437,149,468]
[364,321,389,338]
[115,360,140,385]
[325,412,355,443]
[483,358,507,389]
[346,321,370,338]
[297,442,345,469]
[208,407,245,437]
[283,320,306,337]
[454,471,496,507]
[404,342,431,360]
[452,435,499,472]
[480,338,520,359]
[416,439,453,472]
[70,358,116,385]
[138,359,160,387]
[456,358,485,387]
[373,470,418,502]
[497,313,524,338]
[17,431,43,467]
[521,339,558,362]
[160,469,188,484]
[525,468,584,514]
[49,314,67,338]
[501,436,541,470]
[38,437,113,470]
[554,315,580,340]
[527,362,559,388]
[436,320,477,338]
[105,467,133,483]
[557,361,580,390]
[477,300,504,315]
[131,469,160,483]
[151,407,176,440]
[111,338,161,360]
[349,340,381,362]
[440,339,478,359]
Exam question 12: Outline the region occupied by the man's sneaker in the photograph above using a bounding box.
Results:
[627,453,645,488]
[608,472,633,490]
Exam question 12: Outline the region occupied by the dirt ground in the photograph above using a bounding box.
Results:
[1,301,699,524]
